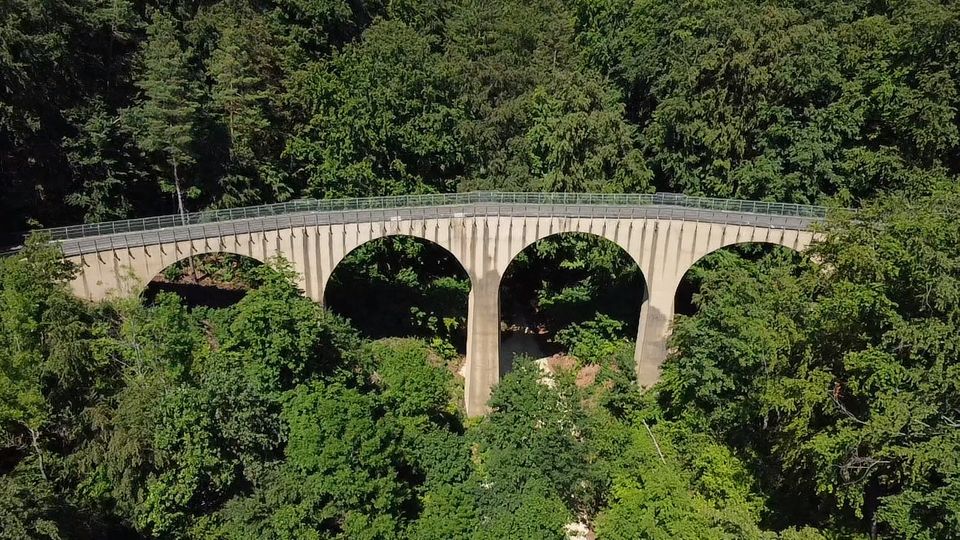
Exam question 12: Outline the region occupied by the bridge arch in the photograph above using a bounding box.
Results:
[668,229,815,302]
[498,230,648,376]
[619,221,818,390]
[67,241,273,301]
[496,216,643,276]
[133,247,269,290]
[322,233,472,350]
[314,220,476,303]
[674,242,808,318]
[141,250,270,308]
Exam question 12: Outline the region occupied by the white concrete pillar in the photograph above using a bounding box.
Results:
[463,216,502,417]
[633,218,683,388]
[635,282,675,388]
[464,269,501,416]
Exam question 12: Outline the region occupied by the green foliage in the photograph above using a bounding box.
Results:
[474,479,570,540]
[468,356,635,532]
[197,381,411,539]
[554,313,631,365]
[69,260,367,537]
[3,0,958,230]
[408,483,479,539]
[286,19,467,197]
[205,7,290,206]
[480,358,584,499]
[4,0,960,538]
[0,0,119,229]
[521,72,651,193]
[574,0,960,202]
[595,418,825,540]
[367,339,455,418]
[0,463,66,539]
[221,262,359,386]
[0,236,77,436]
[662,183,960,536]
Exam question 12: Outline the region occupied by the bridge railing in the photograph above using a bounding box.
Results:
[34,191,828,242]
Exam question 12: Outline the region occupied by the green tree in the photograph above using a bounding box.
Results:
[0,467,60,539]
[367,339,456,419]
[75,261,363,536]
[522,72,651,192]
[0,236,80,477]
[286,19,467,197]
[206,382,411,539]
[126,10,202,222]
[595,418,825,540]
[0,0,89,230]
[408,482,480,539]
[205,7,290,207]
[0,236,121,539]
[554,313,631,365]
[573,0,960,202]
[662,182,960,536]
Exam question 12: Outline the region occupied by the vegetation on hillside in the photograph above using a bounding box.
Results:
[2,0,960,537]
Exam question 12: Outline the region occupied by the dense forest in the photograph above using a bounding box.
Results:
[3,0,960,538]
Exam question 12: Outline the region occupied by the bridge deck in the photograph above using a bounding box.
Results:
[21,192,830,257]
[56,202,823,258]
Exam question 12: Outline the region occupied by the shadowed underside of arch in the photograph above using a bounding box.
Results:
[143,251,270,308]
[497,231,648,376]
[323,234,472,349]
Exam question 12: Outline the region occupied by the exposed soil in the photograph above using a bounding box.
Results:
[499,327,560,376]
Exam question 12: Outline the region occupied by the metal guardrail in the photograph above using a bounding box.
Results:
[35,191,828,242]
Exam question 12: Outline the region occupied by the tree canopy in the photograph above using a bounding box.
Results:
[2,0,960,538]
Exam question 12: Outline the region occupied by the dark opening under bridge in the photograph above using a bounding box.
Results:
[40,192,827,415]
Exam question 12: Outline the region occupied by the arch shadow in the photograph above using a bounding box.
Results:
[324,234,473,352]
[498,231,648,377]
[142,251,270,308]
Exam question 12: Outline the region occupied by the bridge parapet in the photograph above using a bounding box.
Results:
[28,191,830,257]
[40,191,828,239]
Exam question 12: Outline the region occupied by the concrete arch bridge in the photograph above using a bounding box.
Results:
[40,192,826,415]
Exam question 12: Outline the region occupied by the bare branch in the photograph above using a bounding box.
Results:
[642,420,666,465]
[839,449,890,485]
[29,427,47,481]
[829,388,868,425]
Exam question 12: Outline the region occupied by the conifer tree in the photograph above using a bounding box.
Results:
[126,10,200,224]
[207,15,287,206]
[210,22,269,161]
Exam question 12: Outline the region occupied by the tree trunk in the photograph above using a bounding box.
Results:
[172,160,199,284]
[29,427,46,480]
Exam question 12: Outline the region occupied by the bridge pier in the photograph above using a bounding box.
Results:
[464,270,501,416]
[635,288,675,388]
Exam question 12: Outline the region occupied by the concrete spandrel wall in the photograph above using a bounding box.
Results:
[66,215,816,416]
